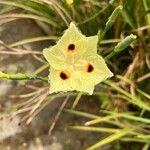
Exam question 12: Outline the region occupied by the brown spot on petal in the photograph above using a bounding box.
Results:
[60,71,70,80]
[86,64,94,73]
[68,44,75,52]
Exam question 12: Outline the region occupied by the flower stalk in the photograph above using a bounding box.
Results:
[98,5,123,43]
[0,72,48,82]
[105,34,137,61]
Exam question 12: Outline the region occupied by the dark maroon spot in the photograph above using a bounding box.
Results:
[60,72,69,80]
[68,44,75,51]
[87,64,94,73]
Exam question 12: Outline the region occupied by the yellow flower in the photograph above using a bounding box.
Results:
[43,22,113,95]
[66,0,73,5]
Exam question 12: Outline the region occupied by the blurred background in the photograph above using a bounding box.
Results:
[0,0,150,150]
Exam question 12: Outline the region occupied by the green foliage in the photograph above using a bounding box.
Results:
[0,0,150,149]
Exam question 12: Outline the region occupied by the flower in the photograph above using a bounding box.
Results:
[66,0,73,5]
[43,22,113,94]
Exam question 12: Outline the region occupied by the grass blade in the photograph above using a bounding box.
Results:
[0,13,59,27]
[9,36,59,47]
[86,128,134,150]
[70,126,120,133]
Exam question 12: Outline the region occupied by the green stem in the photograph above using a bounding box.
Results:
[33,63,49,75]
[78,1,115,25]
[0,72,48,82]
[143,0,150,26]
[98,5,123,43]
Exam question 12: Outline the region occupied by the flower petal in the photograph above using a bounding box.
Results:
[49,67,73,93]
[83,55,113,84]
[43,46,66,69]
[70,72,94,95]
[57,22,85,48]
[85,35,98,55]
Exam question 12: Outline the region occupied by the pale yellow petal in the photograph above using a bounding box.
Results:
[56,22,85,52]
[70,72,95,95]
[49,67,73,94]
[64,36,98,61]
[43,46,66,69]
[82,55,113,85]
[74,35,98,59]
[85,35,98,55]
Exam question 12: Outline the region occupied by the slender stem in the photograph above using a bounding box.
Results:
[0,72,48,82]
[143,0,150,26]
[98,5,123,43]
[71,92,82,109]
[33,63,49,75]
[48,95,70,135]
[78,0,116,25]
